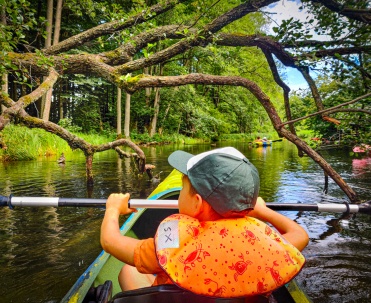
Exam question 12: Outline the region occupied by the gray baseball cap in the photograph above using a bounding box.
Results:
[168,147,260,216]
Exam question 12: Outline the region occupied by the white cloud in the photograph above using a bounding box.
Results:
[266,0,307,29]
[263,1,312,90]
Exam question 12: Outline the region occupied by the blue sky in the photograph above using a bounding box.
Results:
[285,68,309,91]
[265,0,311,91]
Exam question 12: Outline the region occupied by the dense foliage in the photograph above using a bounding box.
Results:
[1,0,369,141]
[0,0,370,199]
[1,0,280,139]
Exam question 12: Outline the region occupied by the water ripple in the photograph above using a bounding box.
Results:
[0,143,370,302]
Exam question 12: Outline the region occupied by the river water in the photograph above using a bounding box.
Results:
[0,141,370,303]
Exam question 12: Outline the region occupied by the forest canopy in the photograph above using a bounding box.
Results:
[0,0,370,200]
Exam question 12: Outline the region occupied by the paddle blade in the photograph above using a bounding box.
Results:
[0,195,9,207]
[359,201,371,214]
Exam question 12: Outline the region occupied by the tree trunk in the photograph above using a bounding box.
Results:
[1,74,7,112]
[59,79,64,119]
[149,87,160,137]
[144,67,152,105]
[85,152,94,187]
[59,99,63,119]
[162,99,172,124]
[1,6,7,114]
[149,65,163,137]
[124,93,131,138]
[53,0,63,45]
[42,88,53,120]
[117,87,122,136]
[42,0,54,121]
[283,90,303,157]
[43,0,63,122]
[278,128,358,202]
[45,0,53,48]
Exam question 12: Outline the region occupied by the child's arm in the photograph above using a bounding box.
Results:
[100,193,139,266]
[248,197,309,251]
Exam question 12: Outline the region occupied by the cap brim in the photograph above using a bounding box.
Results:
[168,150,194,175]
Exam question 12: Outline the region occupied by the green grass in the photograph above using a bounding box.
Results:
[0,125,69,161]
[78,132,116,145]
[2,125,283,162]
[219,133,252,141]
[130,131,206,145]
[0,125,209,161]
[0,125,117,161]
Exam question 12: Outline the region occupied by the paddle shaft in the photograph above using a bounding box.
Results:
[0,196,176,209]
[0,195,370,214]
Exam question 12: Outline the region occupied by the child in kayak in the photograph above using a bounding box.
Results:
[101,147,309,299]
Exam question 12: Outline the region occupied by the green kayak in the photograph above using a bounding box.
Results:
[61,170,312,303]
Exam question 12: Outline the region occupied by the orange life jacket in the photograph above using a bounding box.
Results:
[154,214,305,298]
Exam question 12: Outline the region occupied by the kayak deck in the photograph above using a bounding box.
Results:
[255,141,272,147]
[62,170,312,303]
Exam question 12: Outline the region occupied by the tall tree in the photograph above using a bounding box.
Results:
[42,0,63,121]
[124,93,131,139]
[41,0,54,120]
[53,0,63,46]
[149,86,161,138]
[149,64,163,138]
[1,4,7,114]
[117,87,122,136]
[45,0,53,48]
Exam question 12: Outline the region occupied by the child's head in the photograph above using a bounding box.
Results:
[168,147,260,218]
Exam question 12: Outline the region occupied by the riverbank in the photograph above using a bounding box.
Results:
[0,125,276,162]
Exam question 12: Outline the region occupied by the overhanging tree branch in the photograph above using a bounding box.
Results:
[2,0,368,199]
[0,69,59,130]
[278,92,371,128]
[116,72,358,201]
[42,0,189,55]
[311,0,371,24]
[325,108,371,115]
[294,46,371,60]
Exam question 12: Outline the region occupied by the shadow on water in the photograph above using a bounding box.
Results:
[0,141,370,302]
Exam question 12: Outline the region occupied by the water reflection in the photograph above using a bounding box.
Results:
[352,157,371,176]
[0,141,370,302]
[301,236,371,302]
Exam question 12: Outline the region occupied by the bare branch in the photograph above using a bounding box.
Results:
[101,25,191,65]
[260,49,301,148]
[283,39,364,49]
[0,69,59,130]
[217,34,297,67]
[311,0,371,24]
[118,71,358,201]
[335,56,371,80]
[294,46,371,60]
[42,0,189,55]
[116,1,278,74]
[326,108,371,115]
[278,92,371,128]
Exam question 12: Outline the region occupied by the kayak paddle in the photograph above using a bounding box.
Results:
[0,195,370,214]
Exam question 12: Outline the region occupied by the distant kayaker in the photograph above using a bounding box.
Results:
[101,147,309,300]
